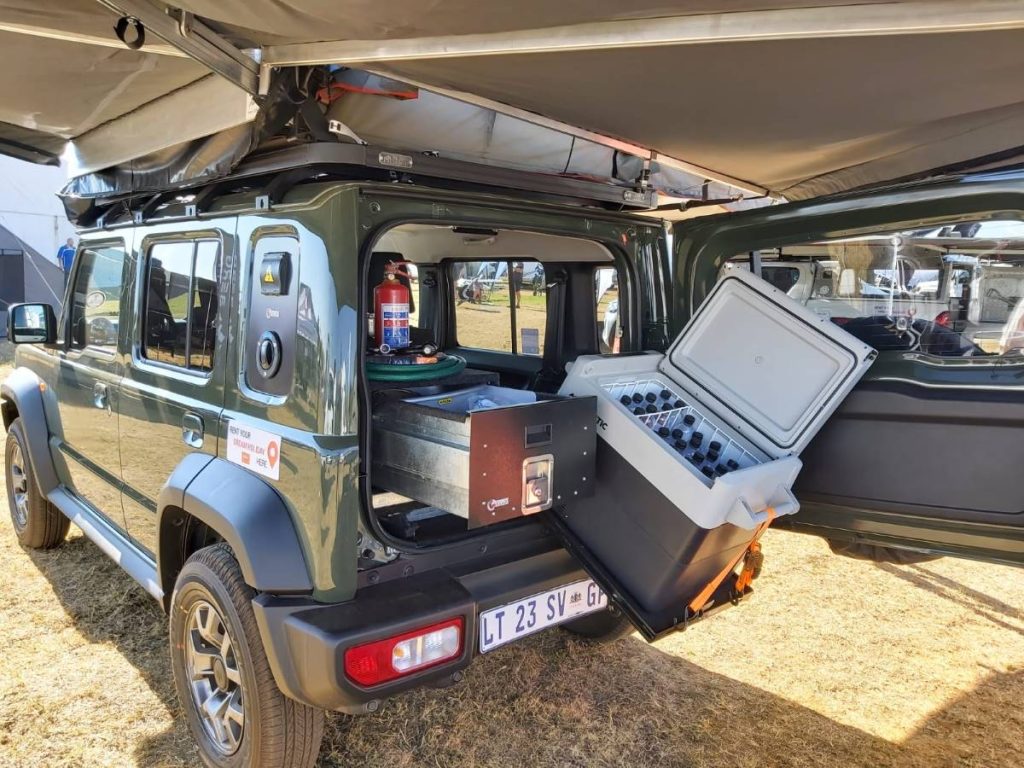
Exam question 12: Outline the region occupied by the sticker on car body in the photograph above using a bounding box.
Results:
[226,421,281,480]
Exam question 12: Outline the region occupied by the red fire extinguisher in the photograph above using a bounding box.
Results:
[373,262,411,351]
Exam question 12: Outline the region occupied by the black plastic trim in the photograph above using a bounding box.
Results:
[0,367,59,495]
[252,548,588,713]
[156,454,313,598]
[780,499,1024,565]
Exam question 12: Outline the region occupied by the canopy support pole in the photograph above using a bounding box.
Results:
[96,0,260,94]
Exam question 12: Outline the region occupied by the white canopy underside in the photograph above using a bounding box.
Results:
[1,0,1023,201]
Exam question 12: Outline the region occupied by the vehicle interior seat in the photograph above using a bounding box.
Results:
[146,261,176,348]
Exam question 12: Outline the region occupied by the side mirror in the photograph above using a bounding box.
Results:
[7,303,57,345]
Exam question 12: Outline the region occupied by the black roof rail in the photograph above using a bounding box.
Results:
[69,141,658,229]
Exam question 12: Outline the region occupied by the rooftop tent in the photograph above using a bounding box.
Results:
[1,1,1023,206]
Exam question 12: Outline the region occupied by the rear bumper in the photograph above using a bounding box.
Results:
[252,548,590,713]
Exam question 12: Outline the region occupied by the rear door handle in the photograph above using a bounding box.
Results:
[92,382,109,410]
[182,413,205,449]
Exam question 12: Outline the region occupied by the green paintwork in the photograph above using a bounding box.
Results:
[14,178,664,605]
[15,166,1024,605]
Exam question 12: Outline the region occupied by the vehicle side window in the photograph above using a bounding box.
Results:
[143,240,220,372]
[594,266,622,353]
[760,265,801,294]
[722,219,1024,359]
[69,244,127,352]
[452,260,546,355]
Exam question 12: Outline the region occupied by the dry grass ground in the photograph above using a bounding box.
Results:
[1,359,1023,767]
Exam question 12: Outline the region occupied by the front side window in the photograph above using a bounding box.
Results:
[69,244,127,352]
[724,220,1024,359]
[143,240,220,372]
[452,260,546,355]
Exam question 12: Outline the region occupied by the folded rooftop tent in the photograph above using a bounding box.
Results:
[0,1,1023,210]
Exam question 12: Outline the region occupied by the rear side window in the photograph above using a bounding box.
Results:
[452,259,546,355]
[143,240,220,372]
[761,265,801,294]
[69,244,127,352]
[722,219,1024,359]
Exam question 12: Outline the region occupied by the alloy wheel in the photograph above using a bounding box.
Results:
[8,442,29,529]
[184,600,244,755]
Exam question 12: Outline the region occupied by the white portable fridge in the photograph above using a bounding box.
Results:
[556,266,877,637]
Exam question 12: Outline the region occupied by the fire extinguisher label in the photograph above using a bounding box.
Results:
[380,303,410,348]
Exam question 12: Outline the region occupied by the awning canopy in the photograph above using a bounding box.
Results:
[2,1,1023,201]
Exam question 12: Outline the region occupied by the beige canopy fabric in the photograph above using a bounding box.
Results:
[1,1,1023,200]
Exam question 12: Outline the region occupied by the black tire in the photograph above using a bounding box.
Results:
[169,544,324,768]
[827,538,943,565]
[4,418,68,549]
[560,606,634,644]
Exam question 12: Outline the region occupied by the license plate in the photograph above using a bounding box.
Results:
[479,578,608,653]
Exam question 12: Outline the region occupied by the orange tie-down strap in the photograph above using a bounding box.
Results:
[687,508,776,614]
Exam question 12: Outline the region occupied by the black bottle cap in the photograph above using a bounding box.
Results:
[645,404,658,413]
[620,395,632,406]
[661,403,673,411]
[683,414,696,425]
[632,393,644,403]
[709,441,722,452]
[701,466,716,478]
[645,392,657,403]
[707,450,719,463]
[674,400,685,409]
[660,389,672,400]
[657,426,670,437]
[692,451,705,463]
[634,407,645,416]
[727,459,739,470]
[715,464,728,476]
[671,428,683,439]
[690,432,703,447]
[673,439,686,449]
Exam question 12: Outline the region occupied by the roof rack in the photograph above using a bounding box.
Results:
[70,142,658,229]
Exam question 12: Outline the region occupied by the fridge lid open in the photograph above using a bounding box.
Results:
[659,267,876,458]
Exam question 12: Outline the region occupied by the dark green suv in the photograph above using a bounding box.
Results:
[4,145,1024,767]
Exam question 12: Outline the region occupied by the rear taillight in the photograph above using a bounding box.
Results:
[935,311,952,328]
[343,618,464,686]
[830,316,852,326]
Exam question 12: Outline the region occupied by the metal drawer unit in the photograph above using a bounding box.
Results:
[372,385,596,527]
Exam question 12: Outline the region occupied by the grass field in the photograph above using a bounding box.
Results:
[1,358,1023,767]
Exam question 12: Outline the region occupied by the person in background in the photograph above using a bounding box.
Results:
[511,261,524,308]
[57,237,76,282]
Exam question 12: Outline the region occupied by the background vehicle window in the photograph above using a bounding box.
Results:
[69,245,126,352]
[723,220,1024,359]
[761,265,801,294]
[594,266,621,353]
[143,240,220,372]
[452,260,546,355]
